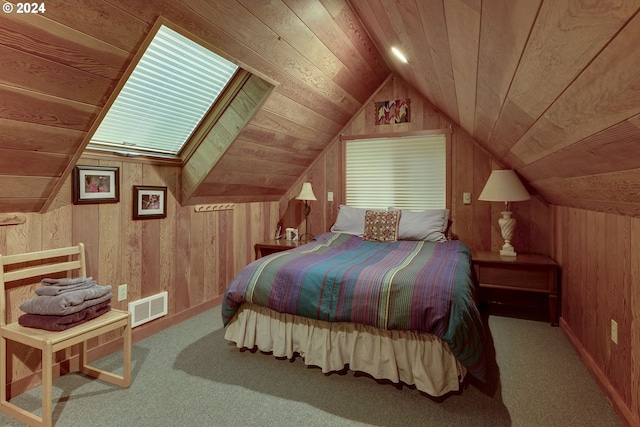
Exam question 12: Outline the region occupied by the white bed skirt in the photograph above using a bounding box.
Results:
[224,303,466,397]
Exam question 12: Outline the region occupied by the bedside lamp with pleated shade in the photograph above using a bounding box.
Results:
[295,182,317,242]
[478,170,530,257]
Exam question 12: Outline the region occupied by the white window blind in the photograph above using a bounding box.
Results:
[90,24,238,156]
[345,134,446,210]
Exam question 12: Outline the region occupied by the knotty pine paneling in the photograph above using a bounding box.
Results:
[237,0,372,104]
[0,118,84,155]
[184,73,275,203]
[443,0,480,133]
[0,85,99,132]
[285,0,386,89]
[474,0,540,145]
[0,176,56,199]
[0,149,69,178]
[180,0,362,115]
[39,0,148,54]
[520,116,640,182]
[0,158,278,390]
[510,9,640,166]
[632,218,640,425]
[284,75,550,254]
[2,0,640,236]
[0,45,113,106]
[0,7,129,80]
[1,0,391,214]
[351,1,640,224]
[553,205,640,426]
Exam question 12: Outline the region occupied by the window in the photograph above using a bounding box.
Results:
[89,23,239,158]
[344,133,447,210]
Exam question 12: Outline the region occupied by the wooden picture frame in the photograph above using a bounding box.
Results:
[72,165,120,204]
[133,186,167,220]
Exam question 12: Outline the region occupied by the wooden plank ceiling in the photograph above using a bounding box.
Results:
[351,0,640,217]
[1,0,640,217]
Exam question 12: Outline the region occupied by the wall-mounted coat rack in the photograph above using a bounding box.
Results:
[0,214,26,226]
[194,204,236,212]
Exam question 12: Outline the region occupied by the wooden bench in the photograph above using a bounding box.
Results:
[0,243,131,427]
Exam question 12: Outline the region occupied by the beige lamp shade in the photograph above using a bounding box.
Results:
[295,182,317,201]
[478,170,530,202]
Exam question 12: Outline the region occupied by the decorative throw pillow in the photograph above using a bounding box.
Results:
[331,205,385,236]
[362,210,401,242]
[388,207,449,242]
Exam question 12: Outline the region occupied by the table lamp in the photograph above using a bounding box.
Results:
[478,170,530,256]
[295,182,317,242]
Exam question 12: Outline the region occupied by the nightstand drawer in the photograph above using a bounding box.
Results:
[478,265,550,292]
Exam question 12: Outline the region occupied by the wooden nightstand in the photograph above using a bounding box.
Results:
[254,239,301,259]
[472,251,560,326]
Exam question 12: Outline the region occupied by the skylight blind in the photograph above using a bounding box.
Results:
[345,134,446,210]
[91,25,238,155]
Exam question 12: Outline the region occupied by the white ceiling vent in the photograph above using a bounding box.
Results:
[128,291,168,328]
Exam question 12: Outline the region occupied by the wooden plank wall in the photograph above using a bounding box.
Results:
[284,75,550,255]
[553,205,640,427]
[0,158,278,387]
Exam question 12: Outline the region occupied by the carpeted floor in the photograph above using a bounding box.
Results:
[0,305,623,427]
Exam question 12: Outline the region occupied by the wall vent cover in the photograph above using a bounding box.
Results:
[128,291,168,328]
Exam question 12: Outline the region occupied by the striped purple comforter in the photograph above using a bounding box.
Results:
[222,232,485,380]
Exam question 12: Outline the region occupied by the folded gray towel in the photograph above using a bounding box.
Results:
[18,301,112,331]
[35,280,97,296]
[19,286,113,316]
[41,277,93,286]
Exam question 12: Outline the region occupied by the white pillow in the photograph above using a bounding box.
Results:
[331,205,384,237]
[388,207,449,242]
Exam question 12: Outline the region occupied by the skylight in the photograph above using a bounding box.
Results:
[90,24,239,157]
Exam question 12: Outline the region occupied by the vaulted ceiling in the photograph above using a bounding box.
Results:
[352,0,640,217]
[1,0,639,216]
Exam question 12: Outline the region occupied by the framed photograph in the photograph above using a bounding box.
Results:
[133,186,167,220]
[72,165,119,204]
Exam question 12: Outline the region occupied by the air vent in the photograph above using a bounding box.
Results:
[128,291,168,328]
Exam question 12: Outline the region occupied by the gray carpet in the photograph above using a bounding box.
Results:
[0,306,623,427]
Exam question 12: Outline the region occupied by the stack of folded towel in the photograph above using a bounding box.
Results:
[18,277,113,331]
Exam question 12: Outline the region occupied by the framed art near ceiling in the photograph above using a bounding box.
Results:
[133,185,167,220]
[72,165,120,204]
[375,99,411,125]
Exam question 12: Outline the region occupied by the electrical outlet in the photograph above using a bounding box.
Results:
[611,319,618,344]
[327,191,334,202]
[118,284,128,302]
[463,192,471,205]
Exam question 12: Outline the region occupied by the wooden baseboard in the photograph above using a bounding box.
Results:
[5,297,222,399]
[560,318,639,427]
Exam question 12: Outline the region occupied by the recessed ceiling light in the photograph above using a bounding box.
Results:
[391,47,408,63]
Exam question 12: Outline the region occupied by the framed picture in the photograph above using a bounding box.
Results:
[133,186,167,220]
[375,99,411,125]
[72,165,119,204]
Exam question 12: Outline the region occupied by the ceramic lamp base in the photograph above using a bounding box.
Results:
[500,246,517,257]
[498,211,517,257]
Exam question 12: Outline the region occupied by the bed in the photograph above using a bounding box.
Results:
[222,206,485,397]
